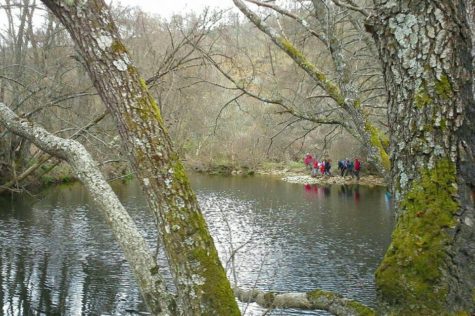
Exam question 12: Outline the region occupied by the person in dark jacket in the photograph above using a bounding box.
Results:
[338,159,346,176]
[325,159,332,176]
[346,159,354,177]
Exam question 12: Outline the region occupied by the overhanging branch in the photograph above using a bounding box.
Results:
[0,102,174,315]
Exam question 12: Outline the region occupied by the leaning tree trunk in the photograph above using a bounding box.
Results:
[39,1,240,315]
[368,1,475,314]
[0,103,174,315]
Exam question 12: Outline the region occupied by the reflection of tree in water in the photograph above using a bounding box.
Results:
[0,253,3,315]
[80,257,126,315]
[0,248,139,315]
[323,186,331,198]
[1,248,33,315]
[37,254,55,315]
[0,228,146,315]
[0,250,61,315]
[57,257,71,314]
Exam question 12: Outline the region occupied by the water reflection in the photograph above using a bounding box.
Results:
[384,191,393,211]
[303,184,331,200]
[303,183,383,208]
[0,175,394,315]
[0,186,147,316]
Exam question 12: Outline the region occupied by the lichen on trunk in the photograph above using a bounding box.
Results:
[39,0,240,314]
[369,0,475,313]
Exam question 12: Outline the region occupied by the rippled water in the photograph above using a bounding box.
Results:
[0,174,394,315]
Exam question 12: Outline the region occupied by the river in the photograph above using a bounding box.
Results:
[0,174,394,315]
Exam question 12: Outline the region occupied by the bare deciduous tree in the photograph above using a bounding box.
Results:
[231,0,390,176]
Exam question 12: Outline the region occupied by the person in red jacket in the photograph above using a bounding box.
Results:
[304,153,313,170]
[312,159,319,177]
[319,159,326,175]
[354,158,361,180]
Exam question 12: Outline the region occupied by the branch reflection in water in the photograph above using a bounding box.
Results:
[0,174,394,315]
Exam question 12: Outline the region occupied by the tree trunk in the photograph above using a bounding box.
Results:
[39,1,239,315]
[0,102,174,315]
[368,1,475,313]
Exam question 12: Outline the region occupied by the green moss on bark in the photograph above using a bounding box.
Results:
[440,118,447,130]
[263,292,275,307]
[415,75,452,108]
[365,122,390,170]
[111,40,127,54]
[277,37,345,106]
[346,300,376,316]
[127,64,137,75]
[189,211,240,315]
[135,78,165,126]
[307,289,375,316]
[435,75,452,99]
[376,159,459,314]
[415,86,432,108]
[308,289,340,301]
[171,159,188,185]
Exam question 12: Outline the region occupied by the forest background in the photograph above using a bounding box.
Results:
[0,0,385,190]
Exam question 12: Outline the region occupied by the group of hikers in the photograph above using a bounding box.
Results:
[303,154,332,177]
[303,153,362,180]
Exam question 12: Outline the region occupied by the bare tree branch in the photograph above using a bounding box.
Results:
[330,0,370,17]
[234,287,375,315]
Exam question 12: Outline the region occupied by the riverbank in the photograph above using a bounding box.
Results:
[1,160,385,197]
[257,168,386,187]
[281,174,386,186]
[192,161,386,187]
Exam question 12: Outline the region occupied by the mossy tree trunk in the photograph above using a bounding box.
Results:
[367,1,475,314]
[39,1,240,315]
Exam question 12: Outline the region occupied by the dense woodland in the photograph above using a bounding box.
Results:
[0,0,474,315]
[0,0,389,190]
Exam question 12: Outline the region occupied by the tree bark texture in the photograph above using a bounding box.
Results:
[39,1,240,315]
[0,102,174,315]
[234,287,375,316]
[368,1,475,313]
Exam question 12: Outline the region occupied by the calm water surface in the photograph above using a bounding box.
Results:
[0,174,394,315]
